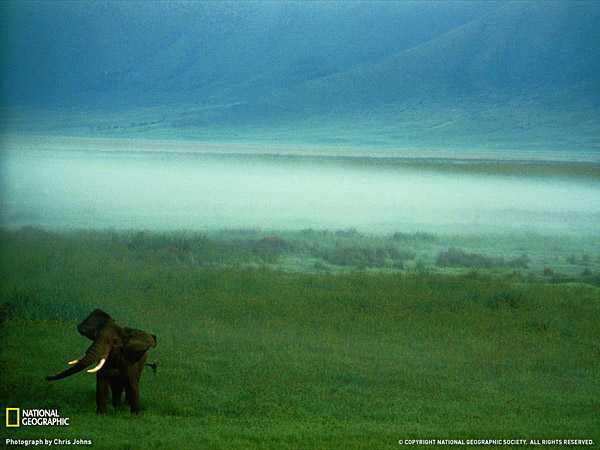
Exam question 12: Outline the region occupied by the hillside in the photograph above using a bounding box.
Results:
[259,1,600,116]
[0,1,500,107]
[1,1,599,152]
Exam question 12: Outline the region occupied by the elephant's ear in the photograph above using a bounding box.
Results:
[122,327,157,362]
[77,309,112,341]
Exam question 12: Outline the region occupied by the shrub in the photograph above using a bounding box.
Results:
[334,228,361,238]
[566,254,578,264]
[436,248,529,269]
[319,244,414,268]
[391,231,437,243]
[313,261,328,271]
[509,254,530,269]
[566,254,591,266]
[413,259,429,275]
[251,236,290,262]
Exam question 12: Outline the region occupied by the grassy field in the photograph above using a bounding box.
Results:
[1,228,600,449]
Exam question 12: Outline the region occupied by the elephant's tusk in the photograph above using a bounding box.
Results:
[86,358,106,373]
[67,359,80,365]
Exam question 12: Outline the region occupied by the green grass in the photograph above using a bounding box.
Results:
[1,229,600,449]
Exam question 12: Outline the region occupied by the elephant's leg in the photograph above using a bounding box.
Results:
[110,378,124,408]
[126,357,147,414]
[123,374,136,405]
[125,381,140,414]
[96,375,110,414]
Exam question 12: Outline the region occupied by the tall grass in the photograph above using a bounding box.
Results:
[1,229,599,449]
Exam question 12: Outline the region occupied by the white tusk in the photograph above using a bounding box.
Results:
[67,359,79,365]
[86,358,106,373]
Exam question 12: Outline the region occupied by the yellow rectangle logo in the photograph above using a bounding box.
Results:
[6,408,20,427]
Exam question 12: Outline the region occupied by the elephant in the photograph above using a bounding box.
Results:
[46,309,157,414]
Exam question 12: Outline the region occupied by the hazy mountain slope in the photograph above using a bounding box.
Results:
[0,1,501,107]
[1,1,598,152]
[258,1,600,117]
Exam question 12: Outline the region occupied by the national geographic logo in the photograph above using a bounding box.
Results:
[5,408,19,427]
[4,408,70,427]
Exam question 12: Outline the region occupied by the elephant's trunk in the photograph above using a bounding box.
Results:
[46,339,109,381]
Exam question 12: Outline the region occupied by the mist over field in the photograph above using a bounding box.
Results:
[1,145,599,235]
[2,3,600,449]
